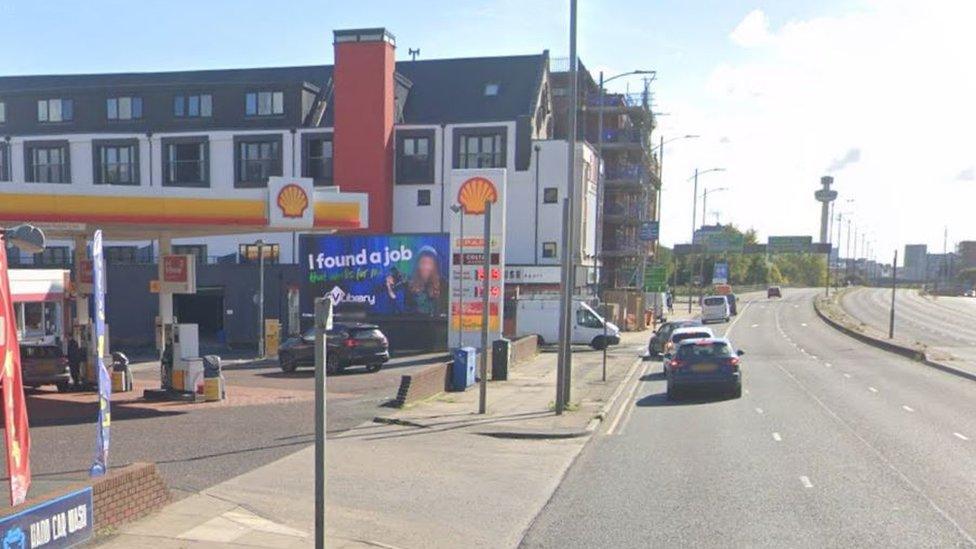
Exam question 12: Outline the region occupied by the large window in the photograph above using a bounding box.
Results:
[104,246,139,265]
[396,130,435,184]
[302,133,333,186]
[106,96,143,120]
[174,94,213,118]
[93,139,139,185]
[173,244,207,264]
[234,135,282,187]
[454,127,506,169]
[33,246,70,266]
[0,142,8,182]
[25,141,70,183]
[245,91,284,116]
[162,137,209,187]
[37,98,73,122]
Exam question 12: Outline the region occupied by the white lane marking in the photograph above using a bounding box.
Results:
[954,432,970,441]
[868,386,878,393]
[606,361,649,435]
[800,322,808,327]
[902,405,915,412]
[843,373,852,378]
[755,407,764,415]
[772,432,782,442]
[744,388,750,395]
[793,305,800,309]
[751,324,759,328]
[799,476,814,488]
[824,362,832,367]
[810,355,818,360]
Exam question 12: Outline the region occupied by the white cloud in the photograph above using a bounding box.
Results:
[730,9,771,47]
[957,167,975,181]
[659,0,976,256]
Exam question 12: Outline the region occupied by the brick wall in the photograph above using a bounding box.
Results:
[510,334,539,365]
[92,462,171,531]
[392,362,451,406]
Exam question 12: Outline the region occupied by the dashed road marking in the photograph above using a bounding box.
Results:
[868,386,878,393]
[824,362,832,367]
[902,405,915,412]
[751,324,759,328]
[755,407,764,415]
[799,476,814,488]
[954,432,970,441]
[800,323,807,327]
[843,373,852,378]
[810,355,818,360]
[772,432,782,442]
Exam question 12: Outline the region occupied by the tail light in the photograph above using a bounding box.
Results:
[727,357,740,368]
[344,338,358,348]
[669,359,684,369]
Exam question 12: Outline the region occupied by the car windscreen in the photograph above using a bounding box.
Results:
[677,341,734,359]
[703,297,726,306]
[350,328,384,340]
[672,332,711,343]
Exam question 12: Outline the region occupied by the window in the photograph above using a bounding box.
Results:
[173,244,207,264]
[234,135,282,187]
[25,141,70,183]
[37,99,73,122]
[106,96,142,120]
[162,137,209,187]
[245,91,284,116]
[0,143,8,182]
[542,242,557,258]
[93,140,139,185]
[239,243,279,264]
[33,246,69,266]
[454,127,506,169]
[484,83,500,96]
[174,94,212,118]
[396,130,435,184]
[104,246,138,265]
[0,101,5,124]
[417,189,431,206]
[302,133,333,186]
[543,187,558,203]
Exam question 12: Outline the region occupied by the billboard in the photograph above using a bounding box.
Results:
[301,233,450,318]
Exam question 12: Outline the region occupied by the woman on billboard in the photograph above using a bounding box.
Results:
[404,245,447,317]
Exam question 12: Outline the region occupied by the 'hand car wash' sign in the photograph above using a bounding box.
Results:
[0,487,92,548]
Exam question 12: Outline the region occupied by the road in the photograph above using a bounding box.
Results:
[842,287,976,368]
[521,288,976,547]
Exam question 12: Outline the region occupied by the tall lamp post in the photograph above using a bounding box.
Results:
[700,186,729,230]
[449,204,464,348]
[690,168,725,240]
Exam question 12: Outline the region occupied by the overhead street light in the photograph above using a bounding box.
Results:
[701,186,729,228]
[689,168,725,240]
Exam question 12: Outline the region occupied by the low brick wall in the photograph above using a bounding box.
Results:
[510,335,539,365]
[93,462,171,531]
[392,362,451,407]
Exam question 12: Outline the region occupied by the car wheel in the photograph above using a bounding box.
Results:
[666,383,678,401]
[730,383,742,399]
[56,381,71,393]
[279,354,297,373]
[365,363,382,373]
[325,354,341,375]
[591,336,607,350]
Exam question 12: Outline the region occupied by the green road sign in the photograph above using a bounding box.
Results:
[644,265,667,291]
[700,232,744,253]
[768,235,813,253]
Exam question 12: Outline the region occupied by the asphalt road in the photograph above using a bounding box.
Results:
[521,288,976,548]
[843,287,976,367]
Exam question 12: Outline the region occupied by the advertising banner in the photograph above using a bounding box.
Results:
[0,242,31,505]
[0,487,92,548]
[160,254,196,294]
[713,262,730,284]
[448,169,507,349]
[301,233,450,318]
[90,231,111,477]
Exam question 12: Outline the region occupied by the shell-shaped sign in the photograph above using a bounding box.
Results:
[277,184,310,218]
[457,176,498,215]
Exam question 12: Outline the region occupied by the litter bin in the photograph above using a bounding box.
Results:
[110,351,132,392]
[491,339,511,381]
[451,347,476,391]
[203,355,226,402]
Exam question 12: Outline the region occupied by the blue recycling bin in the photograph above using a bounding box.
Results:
[451,347,477,391]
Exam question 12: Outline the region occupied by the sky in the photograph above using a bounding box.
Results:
[2,0,974,260]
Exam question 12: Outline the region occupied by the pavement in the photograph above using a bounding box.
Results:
[841,287,976,375]
[94,329,652,547]
[521,288,976,547]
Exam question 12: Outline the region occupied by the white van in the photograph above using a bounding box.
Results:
[701,295,731,323]
[515,299,620,350]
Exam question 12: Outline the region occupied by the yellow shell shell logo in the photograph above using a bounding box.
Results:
[277,184,309,218]
[457,177,498,214]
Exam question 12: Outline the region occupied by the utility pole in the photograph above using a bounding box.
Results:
[478,201,491,414]
[556,0,579,413]
[691,168,699,240]
[312,297,332,549]
[556,199,570,414]
[845,219,852,283]
[257,239,265,357]
[889,250,897,339]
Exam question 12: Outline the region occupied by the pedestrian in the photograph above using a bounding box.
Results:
[67,337,83,388]
[666,291,674,314]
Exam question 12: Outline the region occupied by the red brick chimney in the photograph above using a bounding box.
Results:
[332,28,396,233]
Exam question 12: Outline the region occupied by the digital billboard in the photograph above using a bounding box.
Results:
[301,233,450,318]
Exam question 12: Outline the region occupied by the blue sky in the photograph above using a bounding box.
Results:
[3,0,973,256]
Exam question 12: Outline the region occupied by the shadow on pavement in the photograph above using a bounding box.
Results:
[636,391,735,407]
[26,394,185,428]
[333,410,553,442]
[640,371,665,382]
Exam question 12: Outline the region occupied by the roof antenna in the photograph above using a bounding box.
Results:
[408,48,420,61]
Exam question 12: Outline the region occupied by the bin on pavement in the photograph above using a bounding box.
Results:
[203,355,226,402]
[491,339,511,381]
[110,351,133,392]
[451,347,476,391]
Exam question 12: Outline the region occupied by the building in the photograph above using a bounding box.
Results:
[0,27,600,349]
[903,244,927,282]
[957,241,976,269]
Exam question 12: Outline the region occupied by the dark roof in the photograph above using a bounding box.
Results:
[0,52,548,125]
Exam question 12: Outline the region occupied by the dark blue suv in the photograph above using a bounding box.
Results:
[666,338,743,400]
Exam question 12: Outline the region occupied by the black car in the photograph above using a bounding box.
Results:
[20,345,72,392]
[666,338,743,400]
[647,319,703,358]
[767,286,782,298]
[278,323,390,374]
[727,293,738,315]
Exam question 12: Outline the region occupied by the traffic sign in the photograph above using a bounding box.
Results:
[768,235,813,253]
[644,265,667,292]
[639,221,659,242]
[712,262,729,284]
[700,233,744,253]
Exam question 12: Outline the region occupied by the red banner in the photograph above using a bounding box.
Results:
[0,242,31,505]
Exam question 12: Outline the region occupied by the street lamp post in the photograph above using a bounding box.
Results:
[690,168,725,240]
[449,204,464,348]
[700,186,729,230]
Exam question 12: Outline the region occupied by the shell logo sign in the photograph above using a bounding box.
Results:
[277,184,310,219]
[457,177,498,215]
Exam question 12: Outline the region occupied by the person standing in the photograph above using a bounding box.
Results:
[67,337,83,388]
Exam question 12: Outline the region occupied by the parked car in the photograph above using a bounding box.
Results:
[666,338,744,400]
[647,320,703,358]
[767,286,782,298]
[662,326,715,374]
[20,345,72,392]
[701,295,731,323]
[278,322,390,374]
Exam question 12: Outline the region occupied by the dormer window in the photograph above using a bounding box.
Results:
[484,83,500,96]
